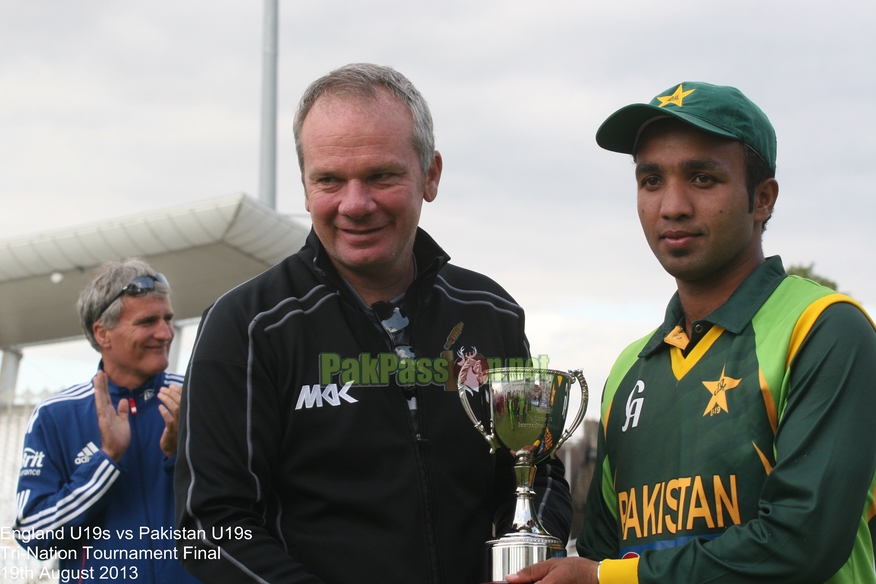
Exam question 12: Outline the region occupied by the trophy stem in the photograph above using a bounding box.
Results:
[484,451,565,581]
[509,452,547,534]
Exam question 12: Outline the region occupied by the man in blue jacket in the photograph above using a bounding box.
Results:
[14,258,198,583]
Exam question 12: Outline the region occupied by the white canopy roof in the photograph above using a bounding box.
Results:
[0,193,309,347]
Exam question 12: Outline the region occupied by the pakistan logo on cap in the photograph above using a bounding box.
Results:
[657,84,696,108]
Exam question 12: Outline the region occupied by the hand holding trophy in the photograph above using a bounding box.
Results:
[457,367,588,583]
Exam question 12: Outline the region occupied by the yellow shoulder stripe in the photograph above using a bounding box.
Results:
[603,398,613,441]
[787,294,875,368]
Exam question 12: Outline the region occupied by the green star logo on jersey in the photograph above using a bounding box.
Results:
[657,84,696,108]
[702,366,741,417]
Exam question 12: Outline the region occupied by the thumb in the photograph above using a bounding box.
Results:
[117,398,130,419]
[506,559,555,583]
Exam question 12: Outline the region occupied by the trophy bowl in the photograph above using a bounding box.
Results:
[458,367,588,582]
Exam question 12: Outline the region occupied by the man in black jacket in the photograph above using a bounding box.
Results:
[174,63,572,583]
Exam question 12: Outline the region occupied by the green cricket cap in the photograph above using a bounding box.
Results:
[596,81,777,168]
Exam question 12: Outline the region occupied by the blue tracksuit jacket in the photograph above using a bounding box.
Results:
[14,367,199,583]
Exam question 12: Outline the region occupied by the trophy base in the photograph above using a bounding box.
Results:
[485,533,566,582]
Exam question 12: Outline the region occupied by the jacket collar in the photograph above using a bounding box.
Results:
[97,361,165,397]
[300,227,450,296]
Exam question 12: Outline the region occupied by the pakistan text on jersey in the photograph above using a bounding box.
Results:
[617,474,741,541]
[319,353,551,387]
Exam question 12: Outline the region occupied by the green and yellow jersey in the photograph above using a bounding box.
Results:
[579,257,876,584]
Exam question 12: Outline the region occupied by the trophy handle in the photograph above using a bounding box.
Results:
[552,370,588,455]
[457,385,500,454]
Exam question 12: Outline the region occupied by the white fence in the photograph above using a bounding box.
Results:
[1,403,59,583]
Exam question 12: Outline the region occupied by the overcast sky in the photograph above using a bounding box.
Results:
[2,0,874,416]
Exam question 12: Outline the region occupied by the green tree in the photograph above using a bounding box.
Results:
[786,263,840,292]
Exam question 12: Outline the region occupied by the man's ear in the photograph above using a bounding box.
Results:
[753,178,779,224]
[93,320,111,351]
[423,151,442,203]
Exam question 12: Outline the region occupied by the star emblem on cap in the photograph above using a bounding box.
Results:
[702,366,740,416]
[657,84,696,108]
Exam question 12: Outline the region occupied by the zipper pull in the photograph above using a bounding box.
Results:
[128,397,138,415]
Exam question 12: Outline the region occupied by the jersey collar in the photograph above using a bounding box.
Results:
[639,256,788,358]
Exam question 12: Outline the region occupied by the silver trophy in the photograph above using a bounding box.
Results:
[458,367,588,582]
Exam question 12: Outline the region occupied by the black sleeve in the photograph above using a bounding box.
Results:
[174,305,324,584]
[534,455,574,541]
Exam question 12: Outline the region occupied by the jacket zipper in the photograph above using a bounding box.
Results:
[370,300,442,583]
[128,389,158,584]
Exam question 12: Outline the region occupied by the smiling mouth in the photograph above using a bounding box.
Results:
[340,225,385,237]
[660,231,700,248]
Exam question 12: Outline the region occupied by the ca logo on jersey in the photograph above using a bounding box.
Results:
[621,380,646,432]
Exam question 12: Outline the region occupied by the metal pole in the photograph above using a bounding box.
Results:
[0,347,22,407]
[258,0,279,209]
[167,325,184,375]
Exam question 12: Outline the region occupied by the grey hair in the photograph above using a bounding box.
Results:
[77,258,170,352]
[293,63,436,176]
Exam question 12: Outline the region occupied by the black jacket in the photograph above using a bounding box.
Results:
[175,228,572,583]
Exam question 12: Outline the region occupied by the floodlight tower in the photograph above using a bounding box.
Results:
[258,0,279,209]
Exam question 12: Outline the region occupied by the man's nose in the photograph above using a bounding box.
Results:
[660,180,694,219]
[338,181,378,217]
[156,320,175,341]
